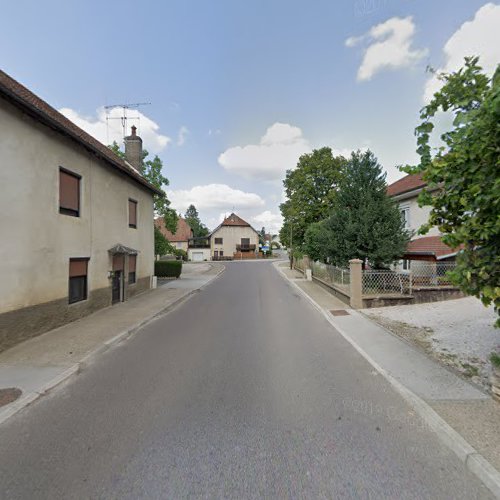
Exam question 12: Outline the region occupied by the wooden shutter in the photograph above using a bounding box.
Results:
[60,169,80,214]
[69,259,88,277]
[129,255,137,273]
[129,199,137,227]
[112,254,124,271]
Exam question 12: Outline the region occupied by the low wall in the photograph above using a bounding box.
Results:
[362,287,464,308]
[312,276,351,306]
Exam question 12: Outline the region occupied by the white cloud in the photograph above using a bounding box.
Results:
[423,3,500,101]
[59,106,171,154]
[177,126,189,146]
[346,16,428,81]
[218,122,311,181]
[167,183,265,214]
[251,210,284,234]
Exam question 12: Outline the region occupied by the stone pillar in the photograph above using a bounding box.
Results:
[349,259,363,309]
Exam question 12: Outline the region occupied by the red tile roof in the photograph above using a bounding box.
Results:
[0,70,162,195]
[387,173,426,197]
[155,217,193,242]
[405,236,459,258]
[221,213,252,227]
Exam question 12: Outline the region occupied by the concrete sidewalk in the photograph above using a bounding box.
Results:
[274,261,500,497]
[0,262,224,425]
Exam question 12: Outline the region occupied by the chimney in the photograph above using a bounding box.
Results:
[124,125,143,172]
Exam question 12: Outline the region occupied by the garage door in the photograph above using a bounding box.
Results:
[192,252,204,262]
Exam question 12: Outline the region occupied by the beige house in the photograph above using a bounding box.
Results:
[0,70,161,351]
[155,217,193,253]
[387,173,459,272]
[209,213,259,260]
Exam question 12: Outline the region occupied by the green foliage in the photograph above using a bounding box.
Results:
[174,249,188,261]
[154,260,182,278]
[108,142,178,233]
[490,352,500,369]
[184,204,209,238]
[259,227,266,245]
[324,150,409,268]
[270,241,281,249]
[404,57,500,325]
[303,220,332,262]
[280,147,347,248]
[154,225,175,256]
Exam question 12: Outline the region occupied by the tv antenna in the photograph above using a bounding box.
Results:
[104,102,151,143]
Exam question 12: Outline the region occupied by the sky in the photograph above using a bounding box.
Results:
[2,0,499,233]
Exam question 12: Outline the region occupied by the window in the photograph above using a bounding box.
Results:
[59,168,80,217]
[68,258,88,304]
[402,259,411,271]
[219,251,223,257]
[214,237,223,244]
[214,251,219,258]
[129,199,137,228]
[241,238,250,247]
[400,207,410,230]
[176,242,183,249]
[128,255,137,284]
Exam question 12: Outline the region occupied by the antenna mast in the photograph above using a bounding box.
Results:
[104,102,151,143]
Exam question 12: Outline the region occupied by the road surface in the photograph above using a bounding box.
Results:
[0,262,492,499]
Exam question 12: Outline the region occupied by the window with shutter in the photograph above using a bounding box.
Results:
[68,258,89,303]
[129,199,137,228]
[128,255,137,284]
[59,168,80,217]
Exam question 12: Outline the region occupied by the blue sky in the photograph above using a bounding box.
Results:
[2,0,499,232]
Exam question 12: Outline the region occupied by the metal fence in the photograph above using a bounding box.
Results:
[362,271,412,295]
[410,261,456,287]
[311,261,350,292]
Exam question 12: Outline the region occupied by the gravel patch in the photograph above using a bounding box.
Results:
[364,297,499,390]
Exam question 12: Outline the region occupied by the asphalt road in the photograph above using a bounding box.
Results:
[0,262,493,499]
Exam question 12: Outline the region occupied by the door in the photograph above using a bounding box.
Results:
[112,271,122,304]
[112,254,125,304]
[192,252,203,262]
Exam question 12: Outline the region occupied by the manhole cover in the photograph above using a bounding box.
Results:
[0,388,22,407]
[330,310,350,316]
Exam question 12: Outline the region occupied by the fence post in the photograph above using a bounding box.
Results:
[303,255,313,281]
[349,259,363,309]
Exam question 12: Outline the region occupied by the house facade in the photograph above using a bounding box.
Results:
[187,213,259,261]
[0,70,160,352]
[387,173,458,272]
[155,217,193,253]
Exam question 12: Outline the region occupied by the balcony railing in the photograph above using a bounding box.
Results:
[236,244,256,252]
[188,238,210,248]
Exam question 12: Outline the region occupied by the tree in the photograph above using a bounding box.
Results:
[259,227,266,245]
[279,147,347,248]
[303,220,332,262]
[184,204,209,238]
[323,150,409,268]
[109,141,178,233]
[404,57,500,325]
[154,225,175,256]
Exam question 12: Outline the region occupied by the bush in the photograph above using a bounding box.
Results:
[174,249,188,261]
[265,249,273,257]
[155,260,182,278]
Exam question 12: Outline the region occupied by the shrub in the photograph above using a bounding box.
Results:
[174,249,188,261]
[491,352,500,369]
[155,260,182,278]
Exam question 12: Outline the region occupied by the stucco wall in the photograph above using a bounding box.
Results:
[0,98,154,317]
[398,196,440,239]
[211,226,259,257]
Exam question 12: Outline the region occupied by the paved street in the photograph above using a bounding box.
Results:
[0,262,493,499]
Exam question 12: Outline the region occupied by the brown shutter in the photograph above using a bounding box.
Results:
[112,254,124,271]
[60,170,80,212]
[129,200,137,227]
[129,255,137,273]
[69,259,88,277]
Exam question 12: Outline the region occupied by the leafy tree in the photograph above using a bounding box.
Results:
[109,141,178,233]
[279,147,347,248]
[404,57,500,325]
[184,204,209,238]
[154,225,175,256]
[303,220,332,262]
[323,150,409,268]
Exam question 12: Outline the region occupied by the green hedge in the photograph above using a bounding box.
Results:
[155,260,182,278]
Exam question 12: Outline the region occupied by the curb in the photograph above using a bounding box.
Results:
[0,265,225,428]
[273,262,500,498]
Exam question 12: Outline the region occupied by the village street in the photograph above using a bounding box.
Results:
[0,262,493,499]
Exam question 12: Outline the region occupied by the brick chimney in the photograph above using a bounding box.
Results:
[124,125,143,172]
